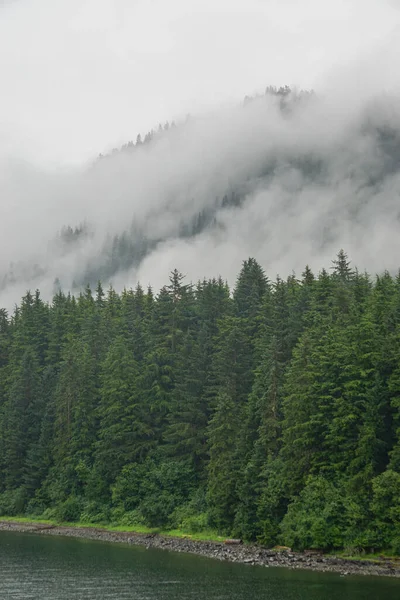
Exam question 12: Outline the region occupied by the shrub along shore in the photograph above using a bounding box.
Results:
[1,518,400,578]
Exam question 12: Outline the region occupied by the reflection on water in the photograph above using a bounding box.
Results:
[0,531,399,599]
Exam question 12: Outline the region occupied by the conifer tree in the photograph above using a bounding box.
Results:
[1,348,43,492]
[207,390,241,531]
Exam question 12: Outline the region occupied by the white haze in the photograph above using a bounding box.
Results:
[0,0,400,307]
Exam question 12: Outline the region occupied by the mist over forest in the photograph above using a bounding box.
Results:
[3,0,400,560]
[1,83,400,308]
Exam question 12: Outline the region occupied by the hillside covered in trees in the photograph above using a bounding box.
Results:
[2,85,400,308]
[1,251,400,553]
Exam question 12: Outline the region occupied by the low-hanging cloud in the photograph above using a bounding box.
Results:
[2,84,400,306]
[1,1,400,307]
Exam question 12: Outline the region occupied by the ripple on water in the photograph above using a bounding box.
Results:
[0,532,400,600]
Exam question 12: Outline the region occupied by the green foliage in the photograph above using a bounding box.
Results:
[280,477,347,550]
[112,458,195,528]
[170,488,209,532]
[0,488,27,516]
[207,391,241,532]
[1,253,400,553]
[370,470,400,552]
[138,460,195,527]
[79,501,110,524]
[54,496,84,523]
[174,510,209,534]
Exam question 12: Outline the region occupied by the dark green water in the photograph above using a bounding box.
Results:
[0,532,399,599]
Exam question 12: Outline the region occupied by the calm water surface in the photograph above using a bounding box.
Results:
[0,531,399,599]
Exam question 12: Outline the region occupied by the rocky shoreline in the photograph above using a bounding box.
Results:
[1,519,400,578]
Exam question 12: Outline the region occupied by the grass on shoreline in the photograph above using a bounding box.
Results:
[0,515,225,543]
[332,550,400,564]
[2,516,400,563]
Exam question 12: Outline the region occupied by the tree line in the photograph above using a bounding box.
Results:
[0,251,400,553]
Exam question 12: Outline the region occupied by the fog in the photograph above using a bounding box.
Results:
[1,0,400,307]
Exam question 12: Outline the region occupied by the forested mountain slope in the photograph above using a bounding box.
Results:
[1,251,400,553]
[2,86,400,306]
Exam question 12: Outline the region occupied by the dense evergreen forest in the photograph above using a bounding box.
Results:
[1,251,400,553]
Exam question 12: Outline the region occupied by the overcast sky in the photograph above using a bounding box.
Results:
[1,0,400,309]
[0,0,399,165]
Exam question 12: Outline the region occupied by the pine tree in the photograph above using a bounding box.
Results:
[94,335,146,492]
[1,348,43,492]
[163,324,211,474]
[234,258,268,319]
[46,336,98,501]
[207,390,241,531]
